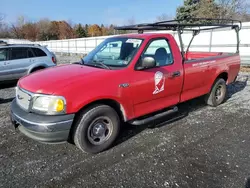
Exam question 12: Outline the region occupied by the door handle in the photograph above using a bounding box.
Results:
[170,71,181,78]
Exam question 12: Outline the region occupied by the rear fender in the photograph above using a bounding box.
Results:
[211,69,229,88]
[27,63,49,74]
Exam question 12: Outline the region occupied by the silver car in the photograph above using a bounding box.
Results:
[0,43,57,82]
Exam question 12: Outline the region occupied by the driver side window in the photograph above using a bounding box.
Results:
[142,39,173,67]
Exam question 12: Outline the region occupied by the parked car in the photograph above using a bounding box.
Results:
[10,18,241,154]
[0,43,57,82]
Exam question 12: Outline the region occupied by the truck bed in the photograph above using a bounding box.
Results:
[185,51,235,61]
[180,52,241,103]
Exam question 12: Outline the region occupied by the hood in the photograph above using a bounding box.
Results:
[18,64,104,94]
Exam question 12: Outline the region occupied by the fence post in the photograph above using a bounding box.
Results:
[75,39,77,54]
[85,39,87,54]
[209,29,213,52]
[68,40,70,55]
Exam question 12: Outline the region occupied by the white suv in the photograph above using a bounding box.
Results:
[0,43,57,82]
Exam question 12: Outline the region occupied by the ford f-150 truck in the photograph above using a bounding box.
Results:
[10,18,241,154]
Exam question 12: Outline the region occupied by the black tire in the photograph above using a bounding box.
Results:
[205,78,227,107]
[73,105,120,154]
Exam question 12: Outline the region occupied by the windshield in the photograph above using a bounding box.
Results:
[82,37,143,68]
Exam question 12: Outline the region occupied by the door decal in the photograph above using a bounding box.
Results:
[153,71,165,94]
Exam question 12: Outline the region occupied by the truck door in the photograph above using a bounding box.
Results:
[130,38,183,118]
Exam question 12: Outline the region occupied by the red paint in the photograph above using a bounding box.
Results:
[18,33,240,121]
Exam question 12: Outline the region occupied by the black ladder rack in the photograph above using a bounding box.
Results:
[114,18,242,58]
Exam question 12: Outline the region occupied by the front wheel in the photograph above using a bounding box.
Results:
[73,105,120,154]
[205,78,227,107]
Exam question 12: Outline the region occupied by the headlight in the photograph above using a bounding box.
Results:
[32,95,66,115]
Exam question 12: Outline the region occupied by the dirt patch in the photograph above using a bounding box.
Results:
[240,66,250,72]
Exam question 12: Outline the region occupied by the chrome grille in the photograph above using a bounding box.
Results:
[16,87,32,111]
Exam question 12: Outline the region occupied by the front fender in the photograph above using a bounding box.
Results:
[61,84,134,121]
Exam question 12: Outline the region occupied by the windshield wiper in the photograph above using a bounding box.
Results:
[91,60,111,70]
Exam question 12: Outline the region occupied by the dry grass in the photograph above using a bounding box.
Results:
[240,66,250,72]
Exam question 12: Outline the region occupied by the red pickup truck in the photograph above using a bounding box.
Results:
[10,19,241,154]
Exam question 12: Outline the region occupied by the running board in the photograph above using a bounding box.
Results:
[129,106,178,126]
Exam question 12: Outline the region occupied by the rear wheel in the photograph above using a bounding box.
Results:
[73,105,120,154]
[205,78,227,107]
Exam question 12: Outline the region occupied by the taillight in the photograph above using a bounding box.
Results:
[52,56,56,64]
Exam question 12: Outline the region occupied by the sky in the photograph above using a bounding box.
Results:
[1,0,183,25]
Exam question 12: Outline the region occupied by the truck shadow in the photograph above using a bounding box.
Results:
[0,80,18,89]
[0,80,17,104]
[115,77,248,147]
[245,177,250,188]
[226,74,249,99]
[115,97,204,147]
[0,97,14,104]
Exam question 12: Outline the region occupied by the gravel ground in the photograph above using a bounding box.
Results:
[0,56,250,188]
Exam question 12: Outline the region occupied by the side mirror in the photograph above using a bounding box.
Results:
[136,57,156,70]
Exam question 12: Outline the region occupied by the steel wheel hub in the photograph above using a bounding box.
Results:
[87,116,113,145]
[92,123,105,136]
[215,85,223,100]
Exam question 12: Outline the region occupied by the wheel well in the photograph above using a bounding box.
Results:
[217,72,228,82]
[30,66,45,73]
[67,99,126,144]
[76,99,126,122]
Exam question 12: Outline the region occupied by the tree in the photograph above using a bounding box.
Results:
[0,25,11,38]
[85,24,89,36]
[10,15,28,39]
[127,17,136,25]
[156,14,172,21]
[107,24,115,35]
[58,21,74,39]
[176,0,199,23]
[193,0,220,21]
[0,14,11,38]
[37,18,51,40]
[0,13,8,38]
[216,0,250,21]
[176,0,250,23]
[88,24,102,37]
[11,24,23,39]
[74,24,86,38]
[48,21,60,40]
[100,24,108,36]
[22,22,39,41]
[0,13,4,28]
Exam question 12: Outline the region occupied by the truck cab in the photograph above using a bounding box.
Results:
[10,18,241,154]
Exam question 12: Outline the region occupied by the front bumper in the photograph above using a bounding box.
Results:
[10,99,75,143]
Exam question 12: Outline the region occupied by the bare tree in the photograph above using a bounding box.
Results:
[126,17,136,25]
[216,0,250,20]
[0,13,5,28]
[0,13,12,38]
[11,24,22,39]
[16,15,25,27]
[37,18,51,40]
[156,14,172,21]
